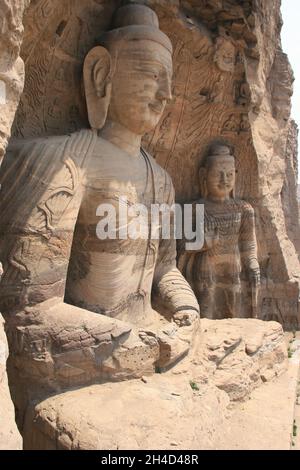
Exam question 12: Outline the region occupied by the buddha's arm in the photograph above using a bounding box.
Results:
[154,260,200,320]
[239,202,260,279]
[153,177,199,322]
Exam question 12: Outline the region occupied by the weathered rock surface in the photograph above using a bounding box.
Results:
[171,318,287,402]
[0,0,28,450]
[282,120,300,257]
[246,1,300,329]
[23,318,287,450]
[0,0,27,164]
[0,314,22,450]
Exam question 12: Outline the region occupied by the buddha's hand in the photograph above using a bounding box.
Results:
[204,226,219,251]
[249,263,260,286]
[173,309,199,327]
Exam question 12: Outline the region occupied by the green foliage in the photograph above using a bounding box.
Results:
[190,380,200,391]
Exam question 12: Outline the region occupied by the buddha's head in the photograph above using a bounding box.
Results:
[199,143,236,200]
[83,4,173,135]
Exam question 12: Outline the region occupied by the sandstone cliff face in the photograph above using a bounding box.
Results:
[245,0,300,328]
[10,0,300,328]
[0,0,27,164]
[147,0,300,328]
[282,120,299,258]
[0,313,22,449]
[0,0,27,450]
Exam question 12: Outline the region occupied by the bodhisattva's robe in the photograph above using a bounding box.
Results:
[178,198,258,319]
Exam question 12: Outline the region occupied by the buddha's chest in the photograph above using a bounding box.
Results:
[84,150,150,202]
[79,153,155,228]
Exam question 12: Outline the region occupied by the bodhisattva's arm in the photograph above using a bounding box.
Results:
[153,176,200,326]
[0,134,158,399]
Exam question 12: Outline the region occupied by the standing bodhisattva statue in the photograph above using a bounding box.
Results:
[178,143,260,319]
[0,5,200,405]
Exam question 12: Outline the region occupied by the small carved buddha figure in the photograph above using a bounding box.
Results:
[178,143,260,319]
[0,4,199,403]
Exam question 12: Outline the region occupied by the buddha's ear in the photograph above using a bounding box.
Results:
[199,167,208,198]
[83,46,112,130]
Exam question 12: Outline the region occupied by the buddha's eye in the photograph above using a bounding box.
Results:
[143,70,160,80]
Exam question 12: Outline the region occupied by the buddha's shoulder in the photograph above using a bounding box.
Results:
[8,133,69,154]
[1,130,96,188]
[6,130,96,163]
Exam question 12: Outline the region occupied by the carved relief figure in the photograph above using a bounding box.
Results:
[222,114,239,133]
[235,79,251,106]
[0,4,200,403]
[214,36,236,73]
[178,143,260,319]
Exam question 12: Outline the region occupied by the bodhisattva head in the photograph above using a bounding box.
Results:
[83,4,173,136]
[199,144,236,201]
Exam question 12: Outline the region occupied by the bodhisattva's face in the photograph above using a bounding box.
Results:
[108,39,173,135]
[206,156,235,200]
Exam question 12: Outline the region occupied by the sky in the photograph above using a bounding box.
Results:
[281,0,300,143]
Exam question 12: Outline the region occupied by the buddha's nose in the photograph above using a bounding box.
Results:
[157,76,172,102]
[220,172,226,183]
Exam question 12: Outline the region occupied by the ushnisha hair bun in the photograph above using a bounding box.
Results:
[99,4,173,54]
[202,143,235,169]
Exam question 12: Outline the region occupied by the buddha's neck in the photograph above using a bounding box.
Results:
[99,120,142,158]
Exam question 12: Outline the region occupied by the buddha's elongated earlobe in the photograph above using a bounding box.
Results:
[83,46,112,130]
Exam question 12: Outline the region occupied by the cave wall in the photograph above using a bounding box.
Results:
[245,0,300,327]
[144,0,300,328]
[0,0,27,163]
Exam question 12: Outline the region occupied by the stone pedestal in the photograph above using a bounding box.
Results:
[23,318,287,450]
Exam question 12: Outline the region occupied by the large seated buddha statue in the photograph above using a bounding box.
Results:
[0,4,200,412]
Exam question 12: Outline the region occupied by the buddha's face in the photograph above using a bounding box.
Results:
[206,156,235,200]
[108,39,173,135]
[214,37,235,73]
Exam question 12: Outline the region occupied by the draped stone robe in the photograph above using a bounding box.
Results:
[0,130,198,327]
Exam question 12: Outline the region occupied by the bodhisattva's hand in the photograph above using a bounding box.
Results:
[204,227,219,251]
[173,309,199,327]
